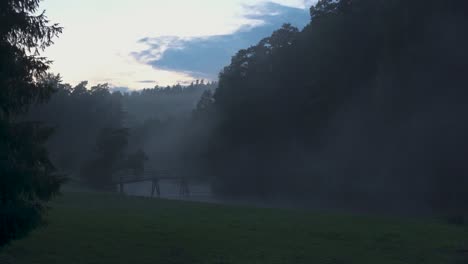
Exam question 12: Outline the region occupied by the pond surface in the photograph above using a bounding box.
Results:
[120,181,214,201]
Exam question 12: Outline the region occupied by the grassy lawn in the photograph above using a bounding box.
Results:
[1,192,467,264]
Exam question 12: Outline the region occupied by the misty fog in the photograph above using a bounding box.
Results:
[2,1,468,263]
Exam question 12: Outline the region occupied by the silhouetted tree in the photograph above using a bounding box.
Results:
[126,149,148,177]
[0,0,64,247]
[193,90,214,119]
[81,127,129,189]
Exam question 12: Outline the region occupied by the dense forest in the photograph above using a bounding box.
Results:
[194,0,468,214]
[3,0,468,248]
[27,78,216,187]
[27,0,468,215]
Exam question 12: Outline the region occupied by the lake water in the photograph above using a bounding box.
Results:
[120,180,214,202]
[118,181,437,218]
[119,180,321,210]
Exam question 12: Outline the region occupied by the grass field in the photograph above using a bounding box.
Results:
[1,192,467,264]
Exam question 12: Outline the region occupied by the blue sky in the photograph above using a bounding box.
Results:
[42,0,315,90]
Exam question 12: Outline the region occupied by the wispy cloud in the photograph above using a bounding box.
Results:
[137,80,158,84]
[131,2,310,79]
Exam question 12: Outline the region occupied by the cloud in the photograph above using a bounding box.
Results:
[131,2,310,79]
[137,80,157,84]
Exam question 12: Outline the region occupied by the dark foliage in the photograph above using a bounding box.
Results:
[28,81,216,185]
[0,0,64,247]
[126,149,149,177]
[123,81,217,124]
[81,127,129,189]
[199,0,468,214]
[29,81,125,175]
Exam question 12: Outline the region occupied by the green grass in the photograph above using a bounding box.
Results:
[1,192,467,264]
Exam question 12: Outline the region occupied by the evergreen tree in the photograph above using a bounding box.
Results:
[201,0,468,211]
[0,0,64,246]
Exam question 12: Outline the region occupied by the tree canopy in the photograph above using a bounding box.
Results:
[196,0,468,213]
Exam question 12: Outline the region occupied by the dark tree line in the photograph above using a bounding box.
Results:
[124,81,217,124]
[195,0,468,214]
[28,80,126,176]
[27,79,217,188]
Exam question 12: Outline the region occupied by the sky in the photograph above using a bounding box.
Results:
[42,0,316,90]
